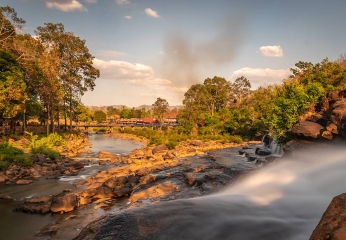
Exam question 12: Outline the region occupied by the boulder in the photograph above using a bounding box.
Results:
[50,190,78,213]
[152,144,168,154]
[0,193,14,200]
[292,121,324,138]
[255,147,272,156]
[16,179,33,185]
[103,176,128,189]
[310,193,346,240]
[113,185,132,197]
[15,195,53,214]
[0,174,6,182]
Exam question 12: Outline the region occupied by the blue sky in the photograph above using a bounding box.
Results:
[3,0,346,106]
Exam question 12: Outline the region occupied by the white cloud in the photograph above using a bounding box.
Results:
[231,67,291,87]
[124,15,132,20]
[46,0,87,12]
[93,58,154,80]
[145,8,160,18]
[93,58,185,94]
[116,0,130,5]
[259,45,283,57]
[85,0,98,3]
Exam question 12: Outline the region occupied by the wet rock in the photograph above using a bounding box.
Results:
[103,176,128,189]
[292,121,324,138]
[0,174,6,182]
[255,147,272,156]
[184,173,206,186]
[113,185,132,197]
[130,181,179,203]
[94,186,113,199]
[5,170,15,179]
[50,190,78,213]
[322,130,333,140]
[310,193,346,240]
[16,179,33,185]
[0,193,14,200]
[15,195,53,214]
[73,162,85,170]
[152,144,168,154]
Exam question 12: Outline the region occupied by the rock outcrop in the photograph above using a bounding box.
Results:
[293,90,346,140]
[310,193,346,240]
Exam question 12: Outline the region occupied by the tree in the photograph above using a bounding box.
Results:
[0,6,25,48]
[152,98,169,123]
[203,76,232,115]
[231,76,251,104]
[0,49,27,133]
[94,110,106,123]
[35,23,100,132]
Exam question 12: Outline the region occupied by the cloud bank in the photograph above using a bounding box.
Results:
[259,45,283,57]
[46,0,87,12]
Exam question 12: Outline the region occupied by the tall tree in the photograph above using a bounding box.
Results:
[0,49,27,133]
[152,97,169,123]
[231,76,251,104]
[0,6,25,48]
[203,76,231,115]
[35,23,100,132]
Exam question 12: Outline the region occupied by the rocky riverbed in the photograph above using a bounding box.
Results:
[0,132,278,239]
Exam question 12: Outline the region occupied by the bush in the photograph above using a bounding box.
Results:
[31,146,60,160]
[0,142,32,169]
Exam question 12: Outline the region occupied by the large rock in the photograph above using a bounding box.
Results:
[292,121,324,138]
[15,195,53,214]
[50,190,78,213]
[255,146,272,156]
[152,144,168,154]
[16,179,33,185]
[310,193,346,240]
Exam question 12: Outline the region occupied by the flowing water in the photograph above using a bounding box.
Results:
[0,134,143,240]
[96,143,345,240]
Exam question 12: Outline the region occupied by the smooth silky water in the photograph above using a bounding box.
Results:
[96,144,345,240]
[0,134,143,240]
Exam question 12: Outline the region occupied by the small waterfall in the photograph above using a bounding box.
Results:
[261,134,284,157]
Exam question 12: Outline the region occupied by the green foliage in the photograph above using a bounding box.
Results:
[116,127,242,149]
[0,141,32,170]
[26,132,62,159]
[152,97,169,123]
[94,110,107,123]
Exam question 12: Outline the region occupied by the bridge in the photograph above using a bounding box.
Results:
[78,123,181,130]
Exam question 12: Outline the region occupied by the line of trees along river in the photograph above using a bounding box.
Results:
[2,5,346,145]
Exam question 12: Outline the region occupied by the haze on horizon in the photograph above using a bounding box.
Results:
[5,0,346,107]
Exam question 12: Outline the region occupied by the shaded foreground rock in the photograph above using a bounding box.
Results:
[310,193,346,240]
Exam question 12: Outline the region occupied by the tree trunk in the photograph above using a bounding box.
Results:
[46,105,50,136]
[69,85,72,133]
[23,107,26,133]
[50,108,54,133]
[64,100,67,131]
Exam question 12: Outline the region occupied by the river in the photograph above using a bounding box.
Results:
[0,134,143,240]
[93,143,346,240]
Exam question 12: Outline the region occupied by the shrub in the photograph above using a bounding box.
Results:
[0,142,32,169]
